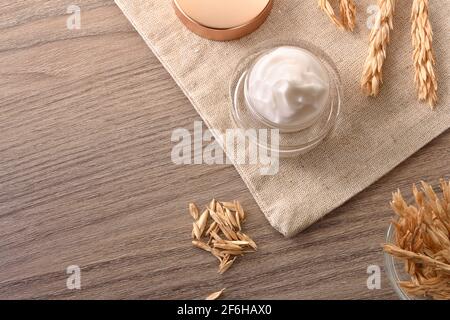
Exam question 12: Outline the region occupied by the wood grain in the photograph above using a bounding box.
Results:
[0,0,448,300]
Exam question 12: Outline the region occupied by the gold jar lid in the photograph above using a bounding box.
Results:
[173,0,273,41]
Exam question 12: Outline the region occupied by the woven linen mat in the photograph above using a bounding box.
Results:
[115,0,450,237]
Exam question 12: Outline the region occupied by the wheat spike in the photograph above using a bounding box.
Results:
[361,0,395,97]
[411,0,437,108]
[318,0,356,31]
[339,0,356,31]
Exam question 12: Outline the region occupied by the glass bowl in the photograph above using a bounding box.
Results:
[229,39,342,158]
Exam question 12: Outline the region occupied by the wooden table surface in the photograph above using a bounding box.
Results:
[0,0,449,300]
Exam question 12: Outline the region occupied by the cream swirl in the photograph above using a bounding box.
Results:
[246,46,330,129]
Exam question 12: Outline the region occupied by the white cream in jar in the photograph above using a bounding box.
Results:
[245,46,330,130]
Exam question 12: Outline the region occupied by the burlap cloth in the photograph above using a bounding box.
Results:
[115,0,450,237]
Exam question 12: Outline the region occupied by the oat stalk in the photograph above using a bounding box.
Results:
[411,0,437,107]
[383,179,450,300]
[361,0,395,97]
[339,0,356,31]
[318,0,356,31]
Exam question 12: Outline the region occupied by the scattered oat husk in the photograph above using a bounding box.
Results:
[238,233,258,250]
[213,242,243,251]
[189,203,199,220]
[318,0,356,31]
[206,221,217,236]
[208,209,223,226]
[225,208,238,229]
[361,0,396,97]
[218,223,238,241]
[187,199,257,274]
[196,209,209,236]
[209,198,216,210]
[383,179,450,300]
[210,230,222,242]
[411,0,437,108]
[192,222,202,240]
[235,211,242,231]
[216,202,224,215]
[218,250,245,257]
[234,200,246,221]
[206,288,225,300]
[226,240,250,246]
[211,248,223,263]
[219,258,236,274]
[192,240,211,252]
[222,202,236,211]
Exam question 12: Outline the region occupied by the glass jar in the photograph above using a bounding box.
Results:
[230,39,342,158]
